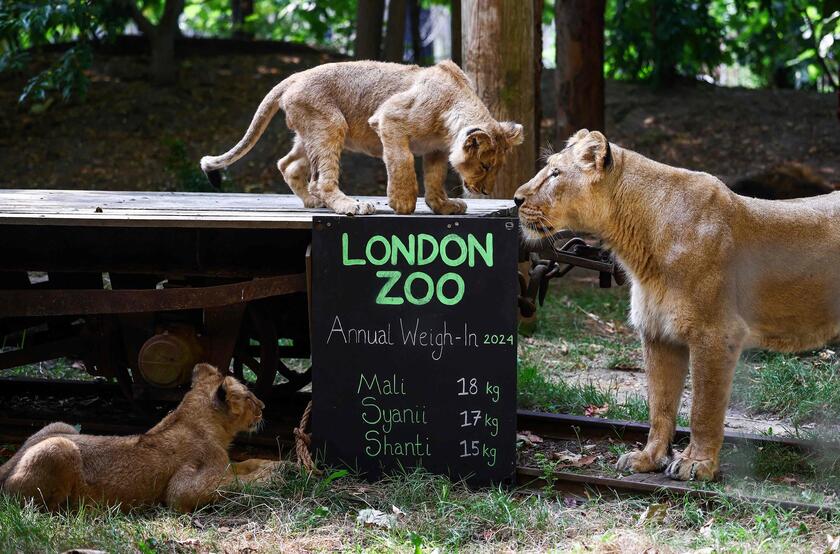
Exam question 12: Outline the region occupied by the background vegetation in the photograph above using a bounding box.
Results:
[1,0,837,105]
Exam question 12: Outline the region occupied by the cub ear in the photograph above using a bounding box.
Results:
[463,128,491,151]
[191,363,220,387]
[571,130,611,173]
[500,121,524,146]
[215,383,227,406]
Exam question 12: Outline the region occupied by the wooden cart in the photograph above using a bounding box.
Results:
[0,190,514,404]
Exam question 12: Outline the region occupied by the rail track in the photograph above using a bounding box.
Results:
[1,378,836,514]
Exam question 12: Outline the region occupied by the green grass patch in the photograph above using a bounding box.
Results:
[518,357,651,423]
[732,351,840,425]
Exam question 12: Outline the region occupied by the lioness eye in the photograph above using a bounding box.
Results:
[481,163,491,171]
[550,169,561,177]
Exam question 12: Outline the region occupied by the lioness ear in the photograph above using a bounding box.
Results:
[215,383,227,406]
[571,130,611,173]
[500,121,524,146]
[566,128,590,148]
[463,128,490,151]
[192,363,220,387]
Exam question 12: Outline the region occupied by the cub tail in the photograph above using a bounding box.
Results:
[199,80,290,187]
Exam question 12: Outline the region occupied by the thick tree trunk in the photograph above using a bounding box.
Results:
[125,0,184,86]
[554,0,605,143]
[408,0,422,64]
[231,0,254,40]
[462,0,536,199]
[149,29,178,85]
[355,0,386,60]
[450,0,461,66]
[383,0,407,63]
[534,0,543,160]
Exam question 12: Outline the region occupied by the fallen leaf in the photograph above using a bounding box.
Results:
[700,517,715,537]
[391,505,406,517]
[827,534,840,553]
[357,508,395,529]
[584,404,609,417]
[637,503,668,526]
[549,451,599,468]
[516,430,543,447]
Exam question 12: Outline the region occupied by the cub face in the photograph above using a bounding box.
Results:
[514,129,613,240]
[450,122,524,195]
[192,363,265,432]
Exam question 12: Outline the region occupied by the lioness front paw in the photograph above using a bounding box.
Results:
[616,449,671,474]
[428,198,467,215]
[664,455,718,481]
[389,195,417,215]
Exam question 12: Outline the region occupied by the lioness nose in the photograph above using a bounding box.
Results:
[514,196,525,206]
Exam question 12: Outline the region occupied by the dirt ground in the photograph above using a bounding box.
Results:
[1,44,837,193]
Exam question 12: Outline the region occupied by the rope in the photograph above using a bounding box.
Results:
[294,400,321,474]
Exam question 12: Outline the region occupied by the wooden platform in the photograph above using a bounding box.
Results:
[0,190,516,229]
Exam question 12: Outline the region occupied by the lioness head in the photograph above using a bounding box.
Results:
[190,363,265,433]
[514,129,613,240]
[450,122,524,195]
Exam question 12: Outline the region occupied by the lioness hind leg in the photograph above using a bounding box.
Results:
[278,136,323,208]
[617,338,688,474]
[4,436,83,510]
[665,334,744,481]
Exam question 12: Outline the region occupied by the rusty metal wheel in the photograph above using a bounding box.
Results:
[232,303,311,399]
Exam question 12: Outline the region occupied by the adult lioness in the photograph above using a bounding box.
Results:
[0,364,280,511]
[515,129,840,481]
[200,60,524,216]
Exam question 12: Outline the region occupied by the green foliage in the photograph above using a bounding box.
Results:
[0,1,126,104]
[604,0,840,89]
[606,0,727,86]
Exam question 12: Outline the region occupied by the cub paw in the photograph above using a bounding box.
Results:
[428,198,467,215]
[331,198,376,216]
[616,450,671,474]
[303,196,325,209]
[389,195,417,215]
[665,456,718,481]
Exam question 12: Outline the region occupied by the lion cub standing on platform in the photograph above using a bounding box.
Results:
[200,60,524,216]
[0,364,280,512]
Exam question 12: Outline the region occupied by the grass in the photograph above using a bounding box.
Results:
[733,350,840,426]
[1,465,838,553]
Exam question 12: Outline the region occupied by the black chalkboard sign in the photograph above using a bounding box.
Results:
[311,214,518,484]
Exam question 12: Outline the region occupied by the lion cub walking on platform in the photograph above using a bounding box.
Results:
[0,364,280,512]
[200,60,524,216]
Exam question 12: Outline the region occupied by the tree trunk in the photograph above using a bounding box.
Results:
[150,29,178,85]
[231,0,254,40]
[355,0,386,60]
[534,0,543,160]
[408,0,422,64]
[383,0,407,63]
[125,0,184,86]
[450,0,461,66]
[462,0,536,199]
[554,0,605,143]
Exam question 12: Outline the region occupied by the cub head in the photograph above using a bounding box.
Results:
[450,121,524,195]
[190,363,265,433]
[514,129,613,240]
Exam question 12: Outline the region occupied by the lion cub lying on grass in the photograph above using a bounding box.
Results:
[0,364,280,511]
[200,60,523,216]
[515,129,840,481]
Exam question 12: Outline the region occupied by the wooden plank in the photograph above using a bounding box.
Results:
[0,190,515,229]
